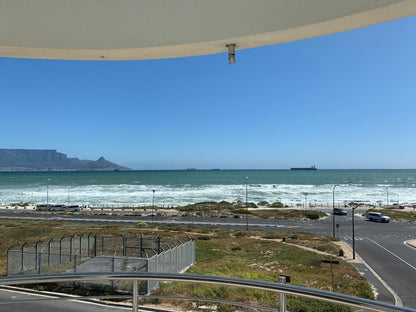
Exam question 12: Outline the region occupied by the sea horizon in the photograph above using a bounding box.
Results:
[1,168,416,172]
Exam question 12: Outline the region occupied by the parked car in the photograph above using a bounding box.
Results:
[65,205,80,212]
[333,208,348,215]
[35,204,50,211]
[366,212,391,223]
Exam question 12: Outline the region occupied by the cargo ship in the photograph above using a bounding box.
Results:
[290,166,317,170]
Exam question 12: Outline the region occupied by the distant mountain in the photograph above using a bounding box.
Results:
[0,149,129,171]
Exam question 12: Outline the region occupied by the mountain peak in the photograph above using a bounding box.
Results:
[0,149,129,171]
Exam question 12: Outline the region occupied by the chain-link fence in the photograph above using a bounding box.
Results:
[147,238,195,290]
[6,235,195,294]
[7,234,96,275]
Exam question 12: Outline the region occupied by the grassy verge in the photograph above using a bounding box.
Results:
[179,201,326,219]
[0,220,373,312]
[153,230,372,312]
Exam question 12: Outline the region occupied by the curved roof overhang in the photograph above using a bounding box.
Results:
[0,0,415,61]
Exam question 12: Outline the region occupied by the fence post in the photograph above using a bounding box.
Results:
[94,235,97,257]
[70,235,74,261]
[34,240,41,270]
[279,276,287,312]
[111,256,115,290]
[193,240,195,264]
[145,254,149,294]
[101,235,104,255]
[188,240,192,266]
[155,253,158,273]
[87,233,91,257]
[47,239,53,266]
[21,242,27,273]
[163,250,165,273]
[38,250,42,274]
[168,244,172,272]
[59,237,64,264]
[79,233,84,256]
[176,245,178,272]
[178,243,181,271]
[74,255,77,273]
[6,245,13,276]
[123,234,126,257]
[157,237,161,254]
[140,234,143,258]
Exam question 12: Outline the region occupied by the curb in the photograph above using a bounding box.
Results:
[405,240,416,249]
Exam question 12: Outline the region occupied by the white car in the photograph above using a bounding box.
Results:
[366,212,391,223]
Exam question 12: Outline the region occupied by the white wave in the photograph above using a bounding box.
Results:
[1,183,415,207]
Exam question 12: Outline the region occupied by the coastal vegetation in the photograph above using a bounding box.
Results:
[0,219,373,312]
[178,201,326,219]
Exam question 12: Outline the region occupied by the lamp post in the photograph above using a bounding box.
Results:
[152,189,155,225]
[332,184,338,238]
[46,178,51,220]
[351,203,359,260]
[67,187,70,205]
[245,177,248,231]
[384,186,389,207]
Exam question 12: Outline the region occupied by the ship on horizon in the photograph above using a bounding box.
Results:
[290,165,317,171]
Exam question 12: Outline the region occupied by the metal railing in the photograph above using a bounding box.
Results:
[0,272,415,312]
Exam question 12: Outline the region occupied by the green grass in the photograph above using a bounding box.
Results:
[176,201,326,219]
[155,233,372,312]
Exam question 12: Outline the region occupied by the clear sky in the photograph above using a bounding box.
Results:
[1,15,416,170]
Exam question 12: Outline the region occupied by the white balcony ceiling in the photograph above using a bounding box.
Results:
[0,0,415,60]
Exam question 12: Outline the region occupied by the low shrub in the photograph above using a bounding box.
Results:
[307,213,320,220]
[270,201,284,208]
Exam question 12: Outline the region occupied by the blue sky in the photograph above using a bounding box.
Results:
[1,15,416,170]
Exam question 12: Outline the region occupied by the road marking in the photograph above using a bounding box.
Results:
[342,237,363,241]
[366,238,416,272]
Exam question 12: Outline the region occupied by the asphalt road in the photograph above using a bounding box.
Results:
[0,210,415,308]
[314,210,416,308]
[0,286,129,312]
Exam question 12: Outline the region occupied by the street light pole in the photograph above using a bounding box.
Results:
[351,204,358,260]
[245,177,248,231]
[46,178,51,220]
[384,186,389,207]
[332,184,338,238]
[46,185,49,220]
[152,189,155,225]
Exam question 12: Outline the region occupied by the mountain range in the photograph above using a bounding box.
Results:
[0,149,129,171]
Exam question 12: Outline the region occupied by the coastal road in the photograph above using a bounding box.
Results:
[0,211,415,308]
[321,210,416,308]
[0,286,129,312]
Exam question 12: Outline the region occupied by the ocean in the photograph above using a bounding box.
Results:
[0,169,415,207]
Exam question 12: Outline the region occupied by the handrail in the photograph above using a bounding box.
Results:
[0,272,415,312]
